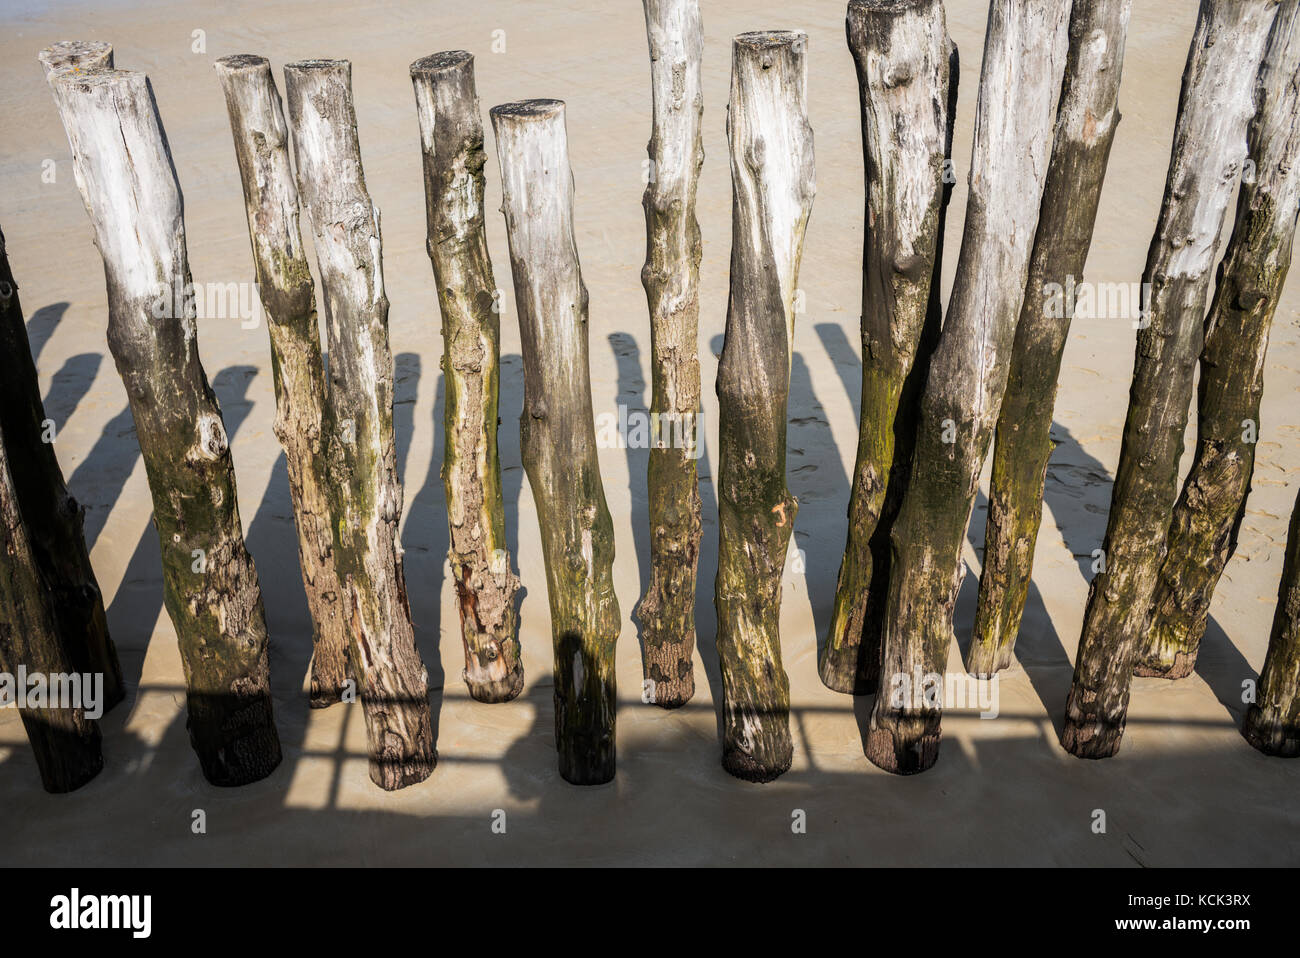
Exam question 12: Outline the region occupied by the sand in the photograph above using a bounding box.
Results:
[0,0,1297,866]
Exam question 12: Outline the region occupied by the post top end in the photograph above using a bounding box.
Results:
[733,30,808,52]
[410,50,473,77]
[490,98,565,121]
[37,39,111,65]
[214,53,270,73]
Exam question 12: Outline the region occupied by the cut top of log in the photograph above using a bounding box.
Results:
[728,30,815,342]
[38,40,112,77]
[214,55,311,300]
[48,69,185,306]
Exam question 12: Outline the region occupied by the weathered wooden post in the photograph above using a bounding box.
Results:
[821,0,953,695]
[1063,0,1280,758]
[0,419,104,793]
[866,0,1070,774]
[284,59,435,789]
[410,52,523,704]
[1243,486,1300,755]
[1141,0,1300,679]
[1,221,124,711]
[715,31,815,782]
[491,99,621,785]
[214,54,351,709]
[969,0,1133,675]
[48,68,282,786]
[634,0,705,709]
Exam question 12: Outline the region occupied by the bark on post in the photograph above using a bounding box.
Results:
[410,52,523,704]
[48,68,281,786]
[1140,1,1300,679]
[1,223,125,711]
[285,59,435,790]
[969,0,1133,676]
[1063,0,1280,759]
[634,0,705,710]
[1242,486,1300,755]
[214,54,351,708]
[0,419,103,793]
[491,99,621,785]
[821,0,953,695]
[38,40,112,77]
[866,0,1070,775]
[715,32,815,783]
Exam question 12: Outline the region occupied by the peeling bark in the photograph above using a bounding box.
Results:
[48,68,281,786]
[1141,1,1300,679]
[491,99,621,785]
[867,0,1069,775]
[411,52,522,705]
[0,418,103,793]
[1243,484,1300,755]
[1063,0,1279,759]
[285,59,434,790]
[635,0,705,710]
[822,0,953,695]
[970,0,1133,676]
[214,54,351,709]
[1,222,124,712]
[715,32,815,783]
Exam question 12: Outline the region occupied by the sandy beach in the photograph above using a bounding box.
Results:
[1,0,1298,865]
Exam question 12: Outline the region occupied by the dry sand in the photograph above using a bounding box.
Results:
[1,0,1297,866]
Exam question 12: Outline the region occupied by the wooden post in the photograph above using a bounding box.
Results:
[48,68,282,786]
[866,0,1070,774]
[1141,0,1300,679]
[1243,486,1300,755]
[0,418,103,793]
[214,54,351,709]
[821,0,953,695]
[634,0,705,709]
[38,40,112,77]
[715,32,815,782]
[1063,0,1280,759]
[969,0,1133,676]
[1,222,125,712]
[491,99,621,785]
[410,52,523,704]
[284,59,435,790]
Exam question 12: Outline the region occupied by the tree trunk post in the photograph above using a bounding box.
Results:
[821,0,953,695]
[0,418,104,793]
[490,99,622,786]
[48,68,282,786]
[1,222,125,713]
[969,0,1133,676]
[634,0,705,710]
[285,59,435,790]
[715,31,815,783]
[1140,1,1300,679]
[1062,0,1280,759]
[38,40,112,77]
[1243,485,1300,755]
[410,52,523,705]
[866,0,1070,775]
[214,54,351,709]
